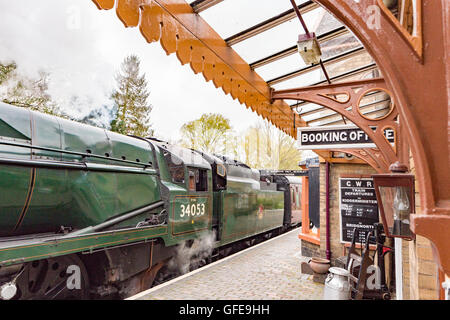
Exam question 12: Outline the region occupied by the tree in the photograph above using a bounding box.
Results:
[0,61,60,115]
[233,120,303,170]
[180,113,232,154]
[110,55,153,137]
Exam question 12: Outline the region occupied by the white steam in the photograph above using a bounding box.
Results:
[167,230,217,275]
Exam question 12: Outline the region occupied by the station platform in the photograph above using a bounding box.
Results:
[128,229,324,300]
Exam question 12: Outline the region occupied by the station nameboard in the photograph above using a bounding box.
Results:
[297,125,395,150]
[339,177,379,244]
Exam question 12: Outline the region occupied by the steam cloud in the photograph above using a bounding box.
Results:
[167,230,216,275]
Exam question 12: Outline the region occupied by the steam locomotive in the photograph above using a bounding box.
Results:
[0,102,305,300]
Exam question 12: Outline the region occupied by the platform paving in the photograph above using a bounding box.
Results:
[130,229,324,300]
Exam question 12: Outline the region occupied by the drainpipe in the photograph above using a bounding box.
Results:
[325,161,331,261]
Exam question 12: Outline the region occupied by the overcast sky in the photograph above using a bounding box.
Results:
[0,0,322,142]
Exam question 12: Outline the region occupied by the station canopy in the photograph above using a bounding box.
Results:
[188,0,389,133]
[95,0,393,138]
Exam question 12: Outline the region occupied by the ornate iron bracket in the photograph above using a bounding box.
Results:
[272,78,399,171]
[317,148,389,173]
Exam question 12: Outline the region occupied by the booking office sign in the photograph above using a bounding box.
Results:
[296,125,395,150]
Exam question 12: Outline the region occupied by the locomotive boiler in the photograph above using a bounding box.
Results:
[0,102,303,300]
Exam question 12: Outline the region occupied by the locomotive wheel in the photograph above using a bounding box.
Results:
[245,238,256,247]
[263,232,272,240]
[14,254,89,300]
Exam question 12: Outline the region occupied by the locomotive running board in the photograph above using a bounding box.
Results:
[0,224,168,267]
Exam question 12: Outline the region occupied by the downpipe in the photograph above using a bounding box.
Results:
[325,161,331,261]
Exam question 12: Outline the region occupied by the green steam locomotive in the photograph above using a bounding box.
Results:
[0,102,303,300]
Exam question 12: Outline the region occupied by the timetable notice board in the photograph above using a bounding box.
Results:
[339,177,379,243]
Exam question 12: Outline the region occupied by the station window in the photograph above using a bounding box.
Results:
[188,168,208,192]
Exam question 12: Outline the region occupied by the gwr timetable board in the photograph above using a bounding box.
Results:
[339,177,379,243]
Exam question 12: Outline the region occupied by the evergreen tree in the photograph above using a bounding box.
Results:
[110,55,153,137]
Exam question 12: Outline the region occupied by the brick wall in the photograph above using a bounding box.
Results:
[407,151,439,299]
[407,236,439,299]
[301,240,321,258]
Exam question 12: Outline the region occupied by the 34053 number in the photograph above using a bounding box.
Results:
[180,203,205,217]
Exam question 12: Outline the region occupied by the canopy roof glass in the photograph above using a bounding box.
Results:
[187,0,380,129]
[92,0,390,135]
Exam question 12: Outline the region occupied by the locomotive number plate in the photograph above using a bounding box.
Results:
[180,203,206,217]
[171,195,210,236]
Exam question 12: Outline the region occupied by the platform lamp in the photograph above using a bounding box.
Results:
[297,32,322,65]
[372,161,416,240]
[290,0,322,66]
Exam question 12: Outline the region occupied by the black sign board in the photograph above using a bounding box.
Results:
[339,177,379,243]
[297,125,395,150]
